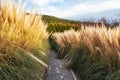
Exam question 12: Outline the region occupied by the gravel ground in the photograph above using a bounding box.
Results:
[46,50,75,80]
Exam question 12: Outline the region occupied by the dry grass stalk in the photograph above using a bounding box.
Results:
[52,25,120,69]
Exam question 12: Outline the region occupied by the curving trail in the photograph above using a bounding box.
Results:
[46,50,77,80]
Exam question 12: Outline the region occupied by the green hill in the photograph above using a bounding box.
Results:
[42,15,80,24]
[42,15,80,33]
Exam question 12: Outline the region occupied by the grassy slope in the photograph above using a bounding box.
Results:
[42,15,80,24]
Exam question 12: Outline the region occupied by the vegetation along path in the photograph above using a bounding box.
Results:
[46,50,77,80]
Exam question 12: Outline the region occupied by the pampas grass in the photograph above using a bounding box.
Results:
[0,0,50,80]
[51,25,120,80]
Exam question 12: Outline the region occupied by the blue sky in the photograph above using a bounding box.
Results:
[15,0,120,19]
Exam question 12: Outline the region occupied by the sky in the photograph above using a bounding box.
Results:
[15,0,120,19]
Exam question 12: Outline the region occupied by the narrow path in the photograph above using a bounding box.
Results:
[46,50,75,80]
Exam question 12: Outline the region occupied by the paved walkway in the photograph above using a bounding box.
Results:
[46,50,75,80]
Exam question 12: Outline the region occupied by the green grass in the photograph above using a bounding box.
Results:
[0,50,48,80]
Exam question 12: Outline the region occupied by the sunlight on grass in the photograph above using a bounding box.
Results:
[51,25,120,80]
[0,0,50,80]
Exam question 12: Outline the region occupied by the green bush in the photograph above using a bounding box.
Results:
[47,23,79,33]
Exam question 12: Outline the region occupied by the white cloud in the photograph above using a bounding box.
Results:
[29,0,120,18]
[59,0,120,17]
[30,0,64,6]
